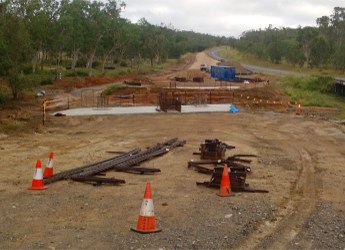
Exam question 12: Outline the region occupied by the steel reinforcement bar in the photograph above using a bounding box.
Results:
[73,138,186,178]
[44,138,185,184]
[43,148,141,184]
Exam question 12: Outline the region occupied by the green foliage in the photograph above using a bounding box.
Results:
[234,7,345,72]
[21,63,34,75]
[0,36,10,76]
[1,14,32,75]
[309,35,331,68]
[0,85,8,105]
[282,39,305,66]
[278,75,343,107]
[119,61,128,67]
[335,110,345,120]
[8,73,38,99]
[282,75,333,92]
[75,58,88,68]
[14,73,54,88]
[3,0,344,99]
[103,83,124,95]
[65,69,89,77]
[40,78,54,85]
[92,61,100,68]
[27,73,55,86]
[0,119,21,133]
[332,43,345,72]
[1,0,230,81]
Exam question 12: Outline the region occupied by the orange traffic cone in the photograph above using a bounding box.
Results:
[297,101,301,115]
[28,160,47,190]
[43,152,54,178]
[217,164,233,197]
[131,182,162,234]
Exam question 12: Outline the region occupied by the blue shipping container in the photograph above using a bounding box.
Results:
[210,66,236,81]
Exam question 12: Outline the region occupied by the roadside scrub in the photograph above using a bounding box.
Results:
[276,75,345,119]
[102,83,124,95]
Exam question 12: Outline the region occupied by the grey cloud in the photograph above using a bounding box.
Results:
[121,0,344,37]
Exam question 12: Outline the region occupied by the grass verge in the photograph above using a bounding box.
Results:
[217,46,345,78]
[275,75,345,119]
[102,82,124,95]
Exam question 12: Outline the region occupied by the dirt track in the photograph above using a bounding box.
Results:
[0,52,345,249]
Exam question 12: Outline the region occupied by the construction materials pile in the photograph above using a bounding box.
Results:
[189,138,268,193]
[43,138,186,186]
[158,92,182,112]
[196,138,235,160]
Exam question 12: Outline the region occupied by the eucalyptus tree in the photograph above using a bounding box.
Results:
[332,43,345,72]
[2,15,32,98]
[123,22,142,69]
[281,39,304,66]
[330,7,345,49]
[264,26,284,64]
[111,18,133,65]
[29,0,59,72]
[83,0,107,74]
[297,26,318,67]
[329,7,345,71]
[317,15,331,36]
[0,0,10,76]
[314,7,345,71]
[309,35,330,68]
[168,33,188,59]
[1,7,31,74]
[84,0,125,72]
[138,18,167,67]
[155,25,169,63]
[100,1,126,70]
[36,0,60,71]
[6,0,59,73]
[59,0,88,70]
[237,29,268,60]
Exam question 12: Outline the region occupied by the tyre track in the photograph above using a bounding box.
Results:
[237,146,318,249]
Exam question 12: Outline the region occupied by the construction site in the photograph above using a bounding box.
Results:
[0,52,345,249]
[41,52,281,113]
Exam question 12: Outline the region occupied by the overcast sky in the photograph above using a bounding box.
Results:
[120,0,344,37]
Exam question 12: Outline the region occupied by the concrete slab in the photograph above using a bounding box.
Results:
[53,104,235,116]
[172,86,240,90]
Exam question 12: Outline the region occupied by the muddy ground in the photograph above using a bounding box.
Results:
[0,52,345,249]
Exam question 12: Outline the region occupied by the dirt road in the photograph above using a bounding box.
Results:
[189,52,219,70]
[0,52,344,249]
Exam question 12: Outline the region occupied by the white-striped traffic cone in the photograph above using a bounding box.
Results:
[28,160,47,190]
[131,182,161,234]
[297,102,301,114]
[43,152,54,178]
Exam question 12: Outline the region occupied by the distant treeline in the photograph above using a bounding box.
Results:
[1,0,344,79]
[232,7,345,72]
[0,0,230,77]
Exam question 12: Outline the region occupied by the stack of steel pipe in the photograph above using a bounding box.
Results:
[44,138,185,185]
[44,148,140,184]
[74,138,185,178]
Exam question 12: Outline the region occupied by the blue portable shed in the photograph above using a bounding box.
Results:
[211,66,236,81]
